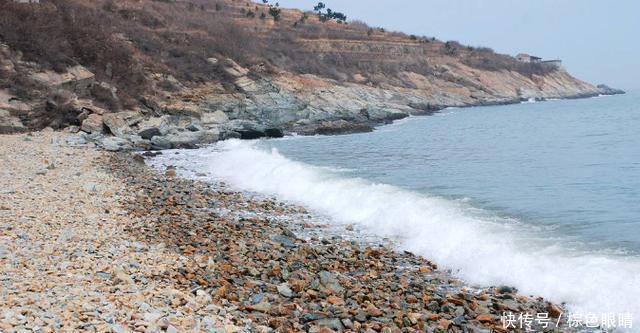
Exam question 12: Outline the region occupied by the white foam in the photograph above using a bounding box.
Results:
[158,140,640,331]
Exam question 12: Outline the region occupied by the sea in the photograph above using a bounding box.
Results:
[151,91,640,330]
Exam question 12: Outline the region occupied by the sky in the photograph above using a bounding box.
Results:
[276,0,639,90]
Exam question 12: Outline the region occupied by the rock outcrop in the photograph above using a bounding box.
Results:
[596,84,626,96]
[0,0,625,150]
[4,50,624,151]
[30,65,95,96]
[193,58,617,137]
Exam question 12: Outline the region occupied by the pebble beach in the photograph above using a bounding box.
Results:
[1,132,571,333]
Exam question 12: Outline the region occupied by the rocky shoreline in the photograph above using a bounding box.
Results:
[60,86,624,154]
[1,132,580,332]
[1,38,624,153]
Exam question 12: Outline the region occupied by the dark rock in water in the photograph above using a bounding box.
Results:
[216,119,280,140]
[238,130,265,140]
[407,102,443,115]
[223,119,267,140]
[264,128,284,138]
[220,130,242,140]
[315,120,373,135]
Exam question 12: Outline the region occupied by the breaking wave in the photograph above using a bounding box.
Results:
[157,139,640,330]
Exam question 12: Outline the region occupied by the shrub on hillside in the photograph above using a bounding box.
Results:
[0,0,147,101]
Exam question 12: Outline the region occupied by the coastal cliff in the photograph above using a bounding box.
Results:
[0,0,623,148]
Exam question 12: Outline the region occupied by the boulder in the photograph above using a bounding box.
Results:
[150,136,172,150]
[80,114,104,134]
[150,128,220,150]
[119,111,143,126]
[201,110,229,125]
[137,116,170,139]
[264,128,284,138]
[125,135,151,150]
[222,119,283,139]
[166,132,200,149]
[103,113,131,137]
[166,129,220,148]
[138,115,202,139]
[139,127,162,140]
[315,120,373,135]
[185,123,204,132]
[98,136,132,152]
[219,129,242,140]
[65,133,89,146]
[102,111,141,137]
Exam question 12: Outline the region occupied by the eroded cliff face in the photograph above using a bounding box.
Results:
[0,0,621,149]
[192,58,603,135]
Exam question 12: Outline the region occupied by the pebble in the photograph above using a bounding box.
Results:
[0,132,571,333]
[277,283,293,298]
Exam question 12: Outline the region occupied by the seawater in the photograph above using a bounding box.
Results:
[151,91,640,330]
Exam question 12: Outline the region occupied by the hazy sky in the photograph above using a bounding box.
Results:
[277,0,639,89]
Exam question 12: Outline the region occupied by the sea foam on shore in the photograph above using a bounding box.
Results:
[152,139,640,330]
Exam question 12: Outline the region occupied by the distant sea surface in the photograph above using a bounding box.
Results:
[153,91,640,328]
